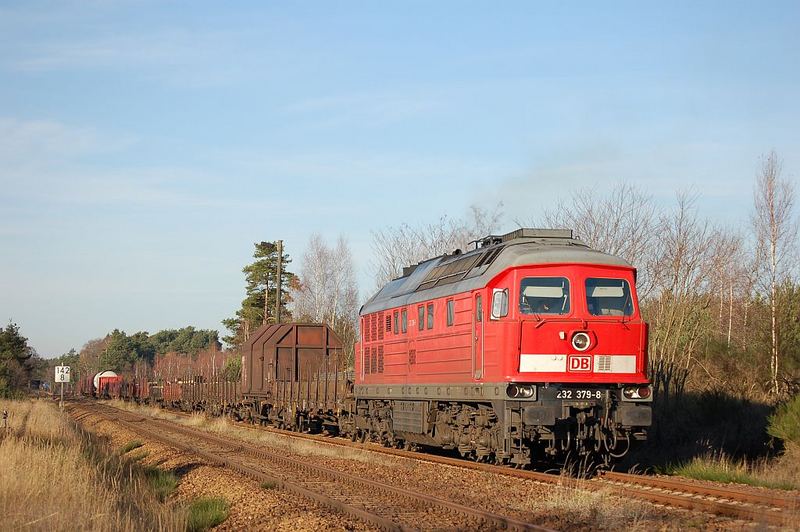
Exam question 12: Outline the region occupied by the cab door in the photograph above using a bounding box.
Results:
[472,293,484,379]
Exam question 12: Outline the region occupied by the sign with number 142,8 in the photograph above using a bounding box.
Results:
[55,365,71,383]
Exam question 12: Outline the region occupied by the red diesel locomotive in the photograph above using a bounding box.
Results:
[352,228,652,467]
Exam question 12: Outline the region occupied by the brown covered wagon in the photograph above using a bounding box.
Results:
[240,322,351,432]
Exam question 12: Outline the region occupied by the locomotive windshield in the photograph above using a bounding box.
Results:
[520,277,570,314]
[586,278,633,316]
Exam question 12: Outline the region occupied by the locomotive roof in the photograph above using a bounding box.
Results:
[360,228,632,315]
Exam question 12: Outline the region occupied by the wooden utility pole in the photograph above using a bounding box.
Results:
[276,239,283,323]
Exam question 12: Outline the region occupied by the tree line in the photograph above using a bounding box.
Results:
[55,326,221,386]
[5,151,793,402]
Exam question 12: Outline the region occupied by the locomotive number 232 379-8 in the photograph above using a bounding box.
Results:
[556,389,603,400]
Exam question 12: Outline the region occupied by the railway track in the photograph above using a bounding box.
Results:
[596,471,798,526]
[72,402,551,531]
[146,403,799,527]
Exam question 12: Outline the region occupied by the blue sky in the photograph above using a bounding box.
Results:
[1,1,798,357]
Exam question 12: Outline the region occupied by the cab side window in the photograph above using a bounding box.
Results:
[426,303,434,329]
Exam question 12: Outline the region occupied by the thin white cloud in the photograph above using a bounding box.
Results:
[0,117,105,162]
[223,148,517,184]
[16,30,205,69]
[284,90,446,126]
[0,117,225,209]
[479,139,763,230]
[2,25,266,88]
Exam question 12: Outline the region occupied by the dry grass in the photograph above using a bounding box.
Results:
[0,399,187,531]
[526,476,658,529]
[669,447,800,491]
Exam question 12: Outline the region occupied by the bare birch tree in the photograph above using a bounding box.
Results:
[293,234,359,325]
[370,203,503,288]
[292,234,360,365]
[706,230,752,348]
[646,192,720,398]
[752,151,798,394]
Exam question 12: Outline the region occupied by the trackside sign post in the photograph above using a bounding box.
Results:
[55,365,70,408]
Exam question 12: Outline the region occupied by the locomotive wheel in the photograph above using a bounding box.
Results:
[404,442,419,452]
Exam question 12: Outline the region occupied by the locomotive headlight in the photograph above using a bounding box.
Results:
[622,385,653,402]
[622,387,636,399]
[506,383,537,400]
[571,332,591,351]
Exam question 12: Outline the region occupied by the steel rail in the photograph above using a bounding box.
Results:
[595,476,790,526]
[76,402,551,532]
[601,471,800,510]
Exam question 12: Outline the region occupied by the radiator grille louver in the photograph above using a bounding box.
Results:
[414,246,505,292]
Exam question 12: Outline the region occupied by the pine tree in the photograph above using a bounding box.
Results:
[0,321,35,397]
[222,241,296,348]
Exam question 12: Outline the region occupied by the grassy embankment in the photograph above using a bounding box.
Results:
[664,394,800,490]
[0,398,228,531]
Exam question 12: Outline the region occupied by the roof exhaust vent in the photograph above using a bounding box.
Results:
[471,235,502,249]
[502,228,573,242]
[401,264,419,277]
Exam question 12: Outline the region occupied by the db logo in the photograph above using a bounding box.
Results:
[568,355,592,372]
